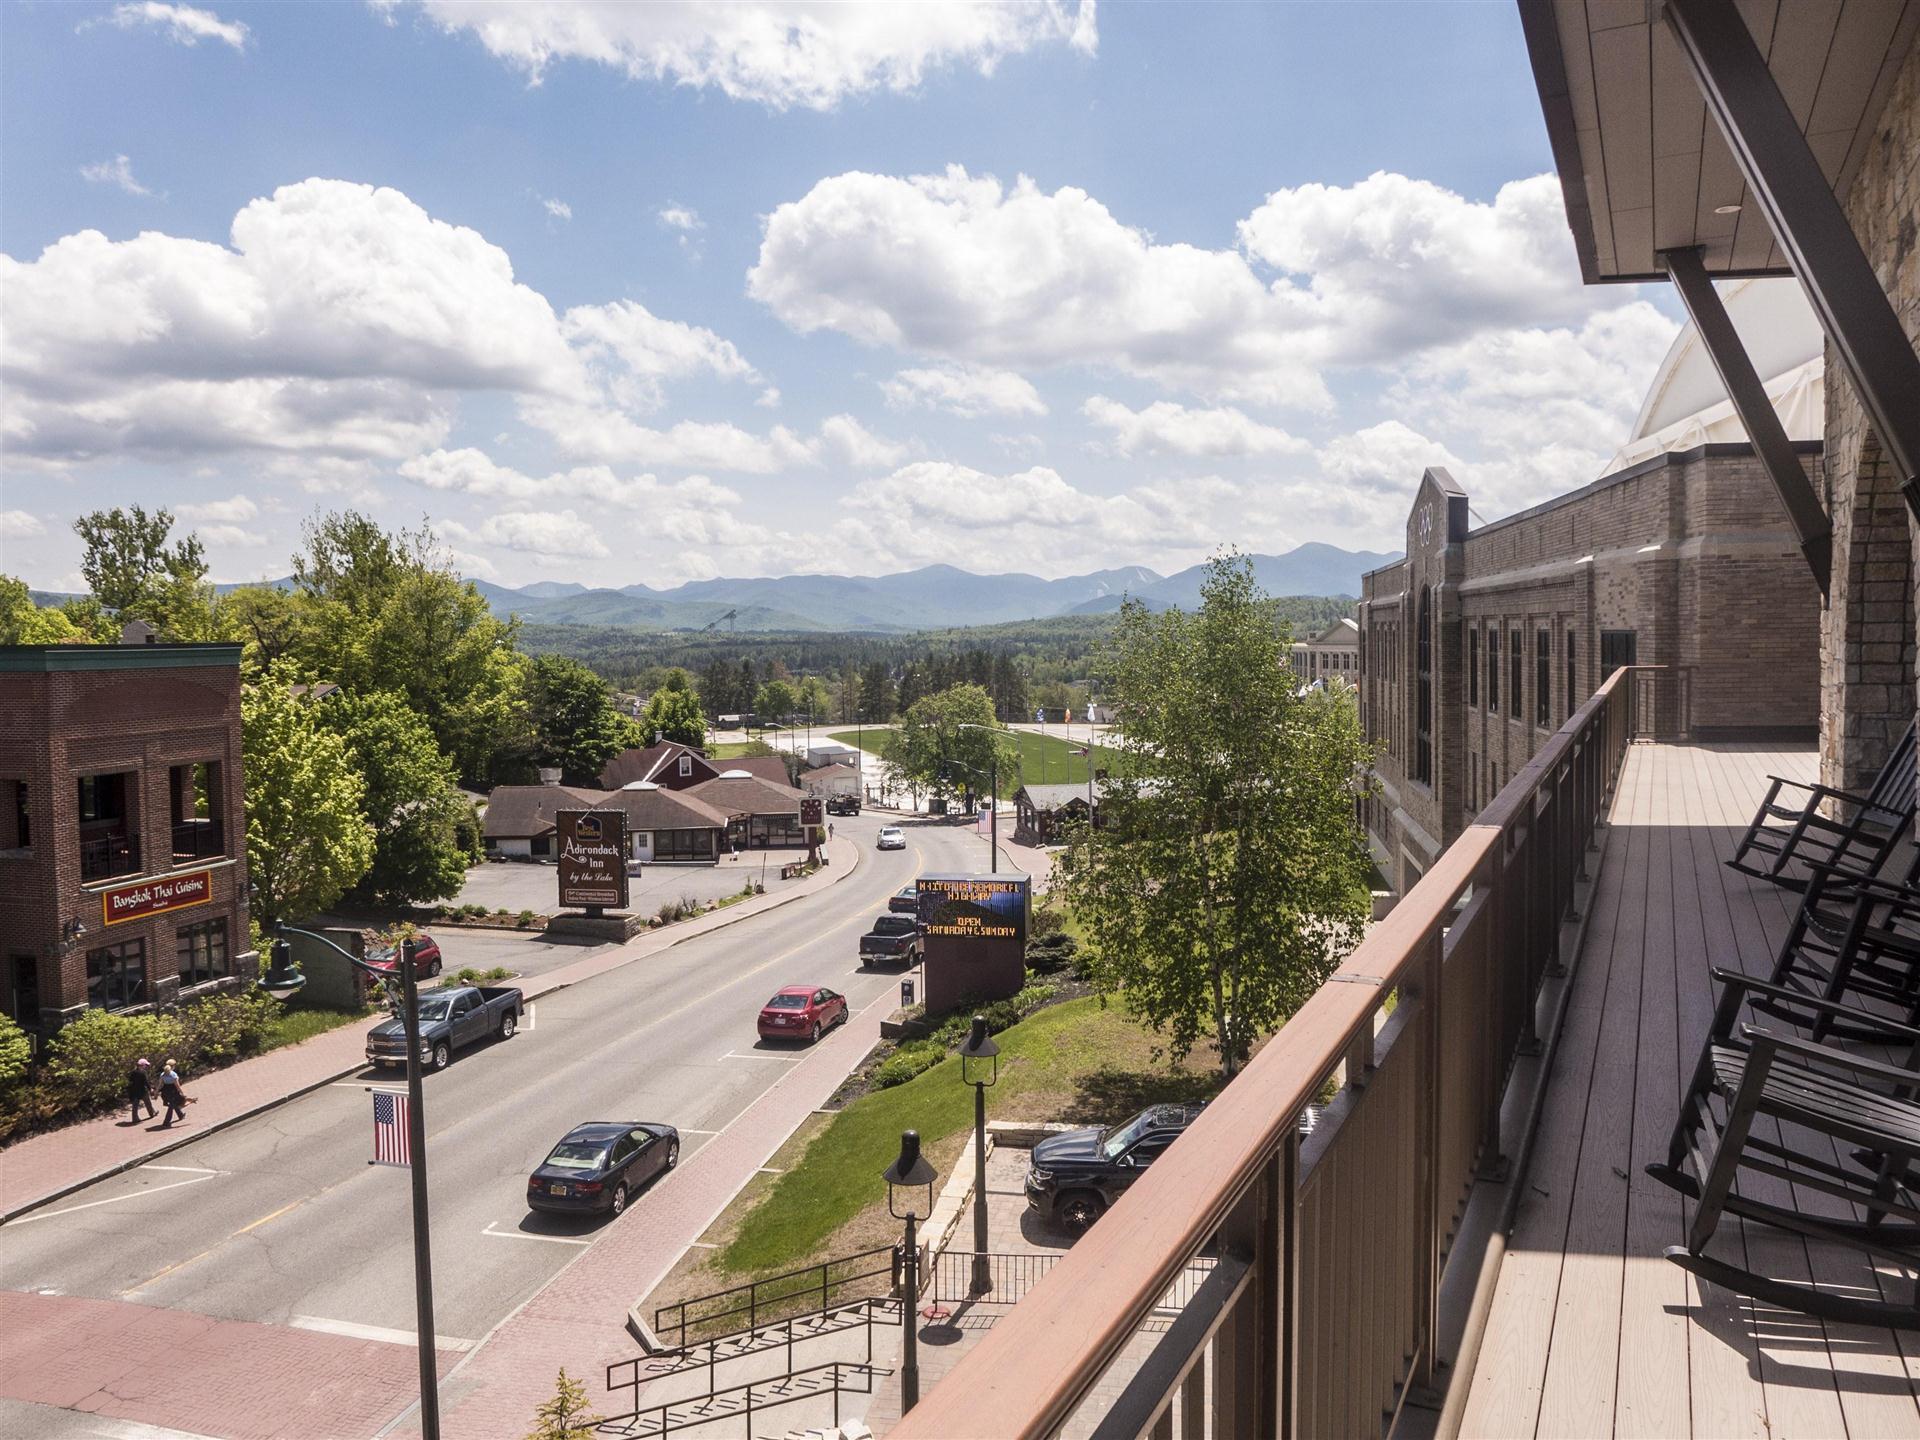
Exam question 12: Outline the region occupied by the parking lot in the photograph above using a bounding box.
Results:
[452,848,817,917]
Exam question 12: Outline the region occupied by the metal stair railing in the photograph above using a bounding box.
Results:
[596,1359,890,1438]
[651,1245,896,1350]
[609,1294,900,1402]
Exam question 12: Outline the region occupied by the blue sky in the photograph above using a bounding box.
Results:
[0,1,1688,591]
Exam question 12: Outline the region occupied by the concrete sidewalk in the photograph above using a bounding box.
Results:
[0,839,859,1225]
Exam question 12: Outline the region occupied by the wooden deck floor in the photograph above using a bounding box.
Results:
[1461,741,1920,1440]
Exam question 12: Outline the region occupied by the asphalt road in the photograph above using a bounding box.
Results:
[0,812,1002,1352]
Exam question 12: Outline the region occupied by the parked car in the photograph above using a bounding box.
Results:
[527,1121,679,1218]
[888,882,918,914]
[826,794,860,816]
[859,913,922,966]
[362,934,443,979]
[876,826,906,850]
[365,984,522,1071]
[757,984,848,1043]
[1023,1103,1208,1232]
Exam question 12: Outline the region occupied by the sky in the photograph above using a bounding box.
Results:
[0,0,1696,592]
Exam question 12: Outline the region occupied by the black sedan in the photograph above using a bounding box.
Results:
[527,1121,679,1218]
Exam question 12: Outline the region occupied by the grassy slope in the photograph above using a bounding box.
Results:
[825,727,1119,799]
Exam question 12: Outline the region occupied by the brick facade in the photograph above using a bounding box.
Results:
[0,644,251,1032]
[1821,34,1920,797]
[1359,446,1822,892]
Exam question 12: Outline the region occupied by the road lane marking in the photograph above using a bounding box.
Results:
[126,1198,302,1296]
[236,1200,301,1236]
[721,1050,801,1063]
[524,1002,537,1031]
[677,1128,720,1136]
[291,1314,474,1351]
[11,1170,221,1225]
[481,1221,592,1246]
[140,1164,220,1174]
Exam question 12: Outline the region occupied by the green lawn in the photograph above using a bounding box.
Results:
[825,726,1118,799]
[708,740,763,759]
[719,995,1221,1276]
[260,1005,372,1053]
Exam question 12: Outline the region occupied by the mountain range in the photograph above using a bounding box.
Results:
[471,543,1397,632]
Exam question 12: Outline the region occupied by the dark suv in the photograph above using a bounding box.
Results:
[1024,1103,1207,1232]
[826,794,860,816]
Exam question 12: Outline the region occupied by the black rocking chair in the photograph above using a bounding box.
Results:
[1726,719,1916,892]
[1650,968,1920,1328]
[1758,859,1920,1044]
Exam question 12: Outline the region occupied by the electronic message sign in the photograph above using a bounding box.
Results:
[557,809,629,910]
[916,873,1029,1014]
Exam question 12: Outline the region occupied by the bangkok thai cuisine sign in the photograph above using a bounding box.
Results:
[557,809,629,910]
[102,869,213,926]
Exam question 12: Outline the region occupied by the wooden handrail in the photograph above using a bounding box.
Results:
[891,666,1638,1439]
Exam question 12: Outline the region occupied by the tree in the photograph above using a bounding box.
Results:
[242,666,375,929]
[525,1368,601,1440]
[0,576,96,643]
[1056,553,1371,1079]
[292,511,524,780]
[72,506,217,638]
[797,674,832,723]
[835,663,861,723]
[881,683,1013,805]
[524,654,641,784]
[639,677,707,750]
[859,660,894,721]
[755,678,798,723]
[219,584,309,675]
[318,690,473,907]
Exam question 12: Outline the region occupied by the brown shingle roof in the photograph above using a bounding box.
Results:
[604,784,732,830]
[600,741,721,789]
[726,754,793,786]
[687,772,806,817]
[481,784,604,839]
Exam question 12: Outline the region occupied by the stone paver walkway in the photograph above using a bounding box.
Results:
[0,839,858,1223]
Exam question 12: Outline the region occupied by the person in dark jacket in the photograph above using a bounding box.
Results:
[126,1058,156,1123]
[157,1059,189,1127]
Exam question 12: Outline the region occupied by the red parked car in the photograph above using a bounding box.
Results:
[757,985,847,1043]
[363,933,444,979]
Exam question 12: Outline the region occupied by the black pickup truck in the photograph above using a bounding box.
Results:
[366,984,523,1071]
[858,914,922,966]
[1023,1103,1208,1232]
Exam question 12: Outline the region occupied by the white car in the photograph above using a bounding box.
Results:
[876,826,906,850]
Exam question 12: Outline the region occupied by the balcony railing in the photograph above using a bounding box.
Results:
[892,667,1641,1440]
[171,818,225,862]
[79,832,141,883]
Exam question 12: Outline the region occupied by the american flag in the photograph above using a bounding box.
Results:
[372,1091,410,1167]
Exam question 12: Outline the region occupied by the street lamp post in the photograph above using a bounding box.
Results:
[959,1016,999,1296]
[883,1130,937,1412]
[265,927,441,1440]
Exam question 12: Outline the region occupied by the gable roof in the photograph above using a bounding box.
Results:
[805,763,859,780]
[600,741,719,789]
[726,754,794,786]
[687,772,807,817]
[1308,618,1360,647]
[481,784,604,839]
[1016,781,1110,811]
[604,784,732,831]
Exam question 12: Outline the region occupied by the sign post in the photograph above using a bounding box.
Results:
[916,874,1030,1015]
[800,795,824,864]
[556,809,628,915]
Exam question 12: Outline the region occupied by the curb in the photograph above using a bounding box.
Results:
[0,839,863,1226]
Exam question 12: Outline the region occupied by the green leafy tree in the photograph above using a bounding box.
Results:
[697,657,738,716]
[0,576,96,643]
[292,512,523,779]
[243,665,375,928]
[797,674,832,722]
[1057,553,1371,1079]
[881,683,1014,804]
[755,678,798,723]
[858,660,894,720]
[524,653,641,784]
[318,690,473,907]
[219,584,310,676]
[525,1368,601,1440]
[639,672,707,749]
[835,663,861,723]
[71,506,218,638]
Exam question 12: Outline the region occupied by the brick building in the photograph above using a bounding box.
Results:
[1359,444,1823,893]
[1292,617,1360,686]
[0,643,252,1033]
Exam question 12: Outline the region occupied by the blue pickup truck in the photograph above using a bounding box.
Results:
[366,984,523,1071]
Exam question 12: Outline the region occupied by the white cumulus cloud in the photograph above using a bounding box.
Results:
[1081,395,1308,458]
[881,363,1045,418]
[542,196,572,220]
[176,493,260,523]
[388,1,1096,109]
[98,2,249,50]
[1,510,47,541]
[455,508,610,560]
[80,155,154,197]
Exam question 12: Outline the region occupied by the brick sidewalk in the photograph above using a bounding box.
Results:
[0,1289,461,1440]
[414,981,906,1439]
[0,839,859,1224]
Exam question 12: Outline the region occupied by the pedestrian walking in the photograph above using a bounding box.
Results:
[158,1058,190,1127]
[126,1057,156,1123]
[827,822,835,841]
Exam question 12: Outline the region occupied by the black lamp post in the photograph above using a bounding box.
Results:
[266,926,440,1440]
[883,1129,937,1412]
[959,1016,999,1296]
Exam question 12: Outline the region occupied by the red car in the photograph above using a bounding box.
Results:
[757,985,847,1043]
[364,934,444,979]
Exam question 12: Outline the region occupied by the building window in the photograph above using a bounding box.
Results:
[177,919,231,988]
[678,754,693,777]
[1416,587,1433,786]
[9,781,26,850]
[170,761,225,862]
[1536,628,1552,727]
[1487,628,1500,713]
[1510,630,1523,724]
[1468,627,1480,708]
[1566,629,1578,713]
[86,939,147,1011]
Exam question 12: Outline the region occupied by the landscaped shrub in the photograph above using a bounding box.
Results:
[43,1009,184,1109]
[0,1013,31,1094]
[1029,903,1065,939]
[1024,932,1078,975]
[515,909,537,928]
[172,990,278,1067]
[873,1040,945,1089]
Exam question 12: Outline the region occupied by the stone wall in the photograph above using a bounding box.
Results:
[1822,35,1920,795]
